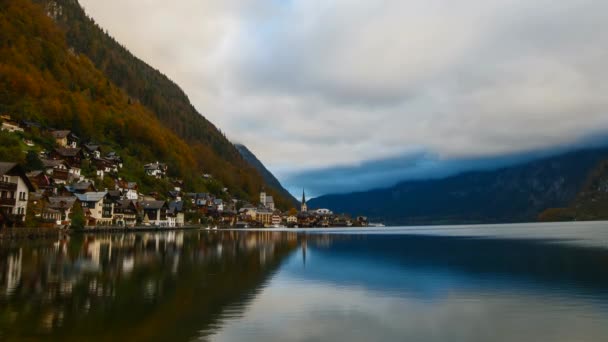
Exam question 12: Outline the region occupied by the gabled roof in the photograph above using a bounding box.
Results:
[54,148,82,157]
[48,196,77,210]
[51,130,70,139]
[140,200,167,210]
[168,201,184,213]
[75,192,108,202]
[0,162,18,176]
[0,162,35,191]
[72,182,96,191]
[115,199,137,210]
[107,190,122,199]
[84,144,100,152]
[42,159,67,168]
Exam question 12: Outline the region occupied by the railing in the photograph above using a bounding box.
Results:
[0,181,17,191]
[0,198,16,206]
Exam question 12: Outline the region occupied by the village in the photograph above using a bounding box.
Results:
[0,115,368,230]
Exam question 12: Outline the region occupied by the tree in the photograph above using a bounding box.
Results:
[288,208,298,216]
[70,201,85,230]
[25,150,43,172]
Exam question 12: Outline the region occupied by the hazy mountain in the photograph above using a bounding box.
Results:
[308,148,608,225]
[235,144,298,207]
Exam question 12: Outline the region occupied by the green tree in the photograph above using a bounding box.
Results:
[24,150,43,171]
[70,201,85,230]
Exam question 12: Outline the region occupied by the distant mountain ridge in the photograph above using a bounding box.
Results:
[308,148,608,225]
[235,144,298,207]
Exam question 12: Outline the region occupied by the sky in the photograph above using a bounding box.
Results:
[79,0,608,196]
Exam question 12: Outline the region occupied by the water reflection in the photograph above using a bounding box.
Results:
[0,231,298,341]
[2,225,608,341]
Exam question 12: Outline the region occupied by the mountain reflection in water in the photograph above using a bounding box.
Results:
[2,223,608,341]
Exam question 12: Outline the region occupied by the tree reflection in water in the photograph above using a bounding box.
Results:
[0,231,298,341]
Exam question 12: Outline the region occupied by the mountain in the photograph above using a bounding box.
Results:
[0,0,290,208]
[308,148,608,225]
[235,144,299,207]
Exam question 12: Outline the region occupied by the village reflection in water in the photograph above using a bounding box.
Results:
[0,231,304,340]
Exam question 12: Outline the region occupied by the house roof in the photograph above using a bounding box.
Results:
[168,201,184,213]
[115,199,137,210]
[42,159,66,168]
[51,130,71,139]
[0,162,35,191]
[84,144,100,152]
[26,170,44,178]
[54,148,82,157]
[140,200,167,210]
[75,192,108,202]
[107,190,122,199]
[0,162,18,176]
[72,182,96,191]
[48,196,77,210]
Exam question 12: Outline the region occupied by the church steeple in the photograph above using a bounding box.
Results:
[301,188,308,213]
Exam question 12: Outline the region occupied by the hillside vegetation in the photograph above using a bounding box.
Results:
[0,0,290,208]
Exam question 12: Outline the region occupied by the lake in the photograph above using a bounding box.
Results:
[2,222,608,341]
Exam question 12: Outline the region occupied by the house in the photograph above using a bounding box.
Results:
[67,182,97,194]
[118,181,139,200]
[256,208,273,227]
[315,208,334,216]
[271,214,282,227]
[74,192,114,226]
[144,162,168,178]
[105,152,122,168]
[41,159,75,184]
[168,201,185,228]
[113,200,138,227]
[47,196,77,226]
[83,144,101,159]
[0,162,36,225]
[50,148,83,167]
[26,171,52,190]
[287,215,298,226]
[140,201,168,226]
[259,190,275,210]
[50,130,71,147]
[107,190,123,202]
[41,159,68,174]
[1,121,24,133]
[213,199,224,212]
[20,120,42,132]
[93,157,119,174]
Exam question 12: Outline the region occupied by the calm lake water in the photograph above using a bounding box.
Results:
[2,222,608,341]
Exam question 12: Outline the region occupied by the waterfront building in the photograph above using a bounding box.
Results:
[74,192,114,226]
[0,162,35,225]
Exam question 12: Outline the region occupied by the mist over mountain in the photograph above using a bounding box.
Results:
[308,147,608,225]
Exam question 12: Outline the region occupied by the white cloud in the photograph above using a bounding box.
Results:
[79,0,608,192]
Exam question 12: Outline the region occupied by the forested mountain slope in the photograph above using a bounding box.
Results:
[0,0,290,208]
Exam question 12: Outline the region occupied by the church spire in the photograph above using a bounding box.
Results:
[301,188,308,213]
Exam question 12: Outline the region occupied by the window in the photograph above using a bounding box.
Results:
[19,192,26,201]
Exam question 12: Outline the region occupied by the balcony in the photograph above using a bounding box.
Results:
[0,198,16,206]
[0,181,17,191]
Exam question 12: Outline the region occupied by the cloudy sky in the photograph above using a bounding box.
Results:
[79,0,608,196]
